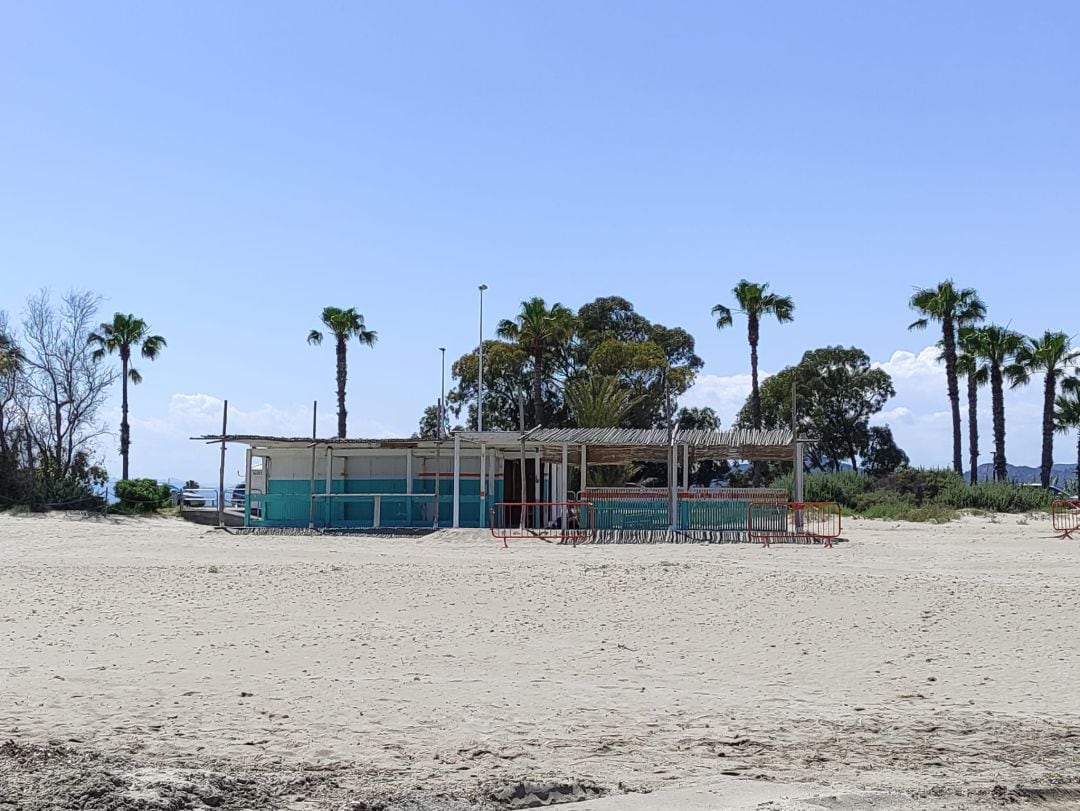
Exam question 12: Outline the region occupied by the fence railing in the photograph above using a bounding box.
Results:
[243,492,439,528]
[580,487,788,531]
[489,501,596,547]
[1051,500,1080,539]
[747,502,842,548]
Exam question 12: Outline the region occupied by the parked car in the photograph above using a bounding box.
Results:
[230,483,246,507]
[1021,483,1074,498]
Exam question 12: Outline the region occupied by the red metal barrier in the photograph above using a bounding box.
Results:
[748,502,842,548]
[489,502,595,547]
[1051,500,1080,539]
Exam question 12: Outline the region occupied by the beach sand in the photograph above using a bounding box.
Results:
[2,512,1079,809]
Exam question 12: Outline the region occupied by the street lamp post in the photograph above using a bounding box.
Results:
[439,347,447,439]
[478,284,487,432]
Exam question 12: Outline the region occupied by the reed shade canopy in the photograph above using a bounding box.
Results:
[194,428,803,465]
[454,427,800,465]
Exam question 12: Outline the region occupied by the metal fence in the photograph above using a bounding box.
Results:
[1051,500,1080,539]
[747,502,842,548]
[580,487,788,532]
[489,501,596,547]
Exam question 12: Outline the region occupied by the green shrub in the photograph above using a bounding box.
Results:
[771,470,874,508]
[113,478,172,513]
[771,467,1048,522]
[858,499,959,523]
[936,480,1052,513]
[876,468,964,503]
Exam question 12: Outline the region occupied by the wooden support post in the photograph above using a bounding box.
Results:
[682,444,689,489]
[217,399,228,528]
[243,446,251,528]
[452,433,461,528]
[325,447,333,528]
[580,443,587,493]
[479,443,487,528]
[560,443,569,530]
[308,400,317,530]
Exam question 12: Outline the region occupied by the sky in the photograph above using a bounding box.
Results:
[1,2,1078,483]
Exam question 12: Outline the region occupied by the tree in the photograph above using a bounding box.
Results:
[566,376,640,428]
[1014,331,1079,488]
[20,290,117,481]
[307,307,377,438]
[676,406,721,431]
[88,313,166,481]
[713,280,794,485]
[496,297,575,428]
[1054,383,1080,495]
[431,297,703,433]
[909,281,986,476]
[956,327,989,483]
[864,425,909,477]
[0,330,22,376]
[965,325,1026,481]
[712,280,794,432]
[740,346,896,473]
[447,341,532,431]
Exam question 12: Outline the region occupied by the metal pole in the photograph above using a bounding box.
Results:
[478,284,487,432]
[519,391,527,529]
[560,443,569,531]
[793,381,804,530]
[439,347,447,439]
[217,399,228,527]
[308,400,317,529]
[665,370,677,531]
[452,433,461,528]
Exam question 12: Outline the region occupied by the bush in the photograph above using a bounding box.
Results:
[14,474,106,512]
[937,480,1053,513]
[875,468,964,503]
[771,470,874,508]
[113,478,172,513]
[771,467,1050,522]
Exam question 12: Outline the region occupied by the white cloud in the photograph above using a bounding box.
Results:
[103,393,398,484]
[685,346,1074,469]
[872,346,943,381]
[679,371,761,425]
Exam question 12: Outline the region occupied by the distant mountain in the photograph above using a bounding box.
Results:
[971,463,1077,486]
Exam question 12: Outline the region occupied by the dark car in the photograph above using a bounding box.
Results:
[230,483,246,507]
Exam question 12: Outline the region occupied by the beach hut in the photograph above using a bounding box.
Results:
[195,428,809,538]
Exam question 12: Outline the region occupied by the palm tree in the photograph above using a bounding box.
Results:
[956,327,989,483]
[712,280,793,485]
[966,325,1025,481]
[89,314,167,480]
[496,297,575,427]
[1014,331,1079,488]
[566,376,640,428]
[909,281,987,476]
[1054,383,1080,495]
[307,307,378,438]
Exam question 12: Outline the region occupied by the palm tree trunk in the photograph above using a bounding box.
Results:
[120,353,130,481]
[967,371,978,484]
[991,363,1007,481]
[335,335,348,438]
[1041,371,1056,488]
[532,347,545,427]
[942,318,963,475]
[749,316,761,486]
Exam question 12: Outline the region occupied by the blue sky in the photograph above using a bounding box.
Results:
[2,2,1078,482]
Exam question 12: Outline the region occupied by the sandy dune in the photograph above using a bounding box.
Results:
[2,512,1079,809]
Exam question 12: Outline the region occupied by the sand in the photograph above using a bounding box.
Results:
[2,512,1079,809]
